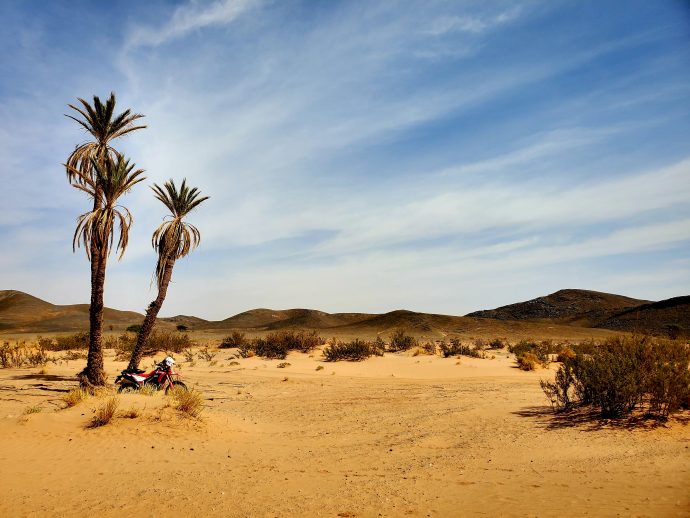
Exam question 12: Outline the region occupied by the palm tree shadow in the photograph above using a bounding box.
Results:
[513,405,688,431]
[10,373,76,382]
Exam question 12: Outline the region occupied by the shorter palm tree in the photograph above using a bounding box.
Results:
[70,154,145,385]
[128,179,208,370]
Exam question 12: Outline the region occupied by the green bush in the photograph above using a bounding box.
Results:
[126,324,142,333]
[323,339,379,361]
[389,329,416,352]
[541,335,690,419]
[509,339,557,363]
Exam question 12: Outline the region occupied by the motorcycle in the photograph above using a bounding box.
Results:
[116,356,187,394]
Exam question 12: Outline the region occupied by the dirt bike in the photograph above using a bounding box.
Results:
[115,356,187,394]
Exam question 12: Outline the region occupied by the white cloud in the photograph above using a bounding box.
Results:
[126,0,259,49]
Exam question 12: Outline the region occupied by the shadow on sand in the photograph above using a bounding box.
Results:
[10,373,76,382]
[513,405,690,431]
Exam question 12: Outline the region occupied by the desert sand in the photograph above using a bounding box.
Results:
[1,345,689,517]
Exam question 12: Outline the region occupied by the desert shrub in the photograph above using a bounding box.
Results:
[220,331,248,349]
[170,388,204,418]
[277,362,291,368]
[421,342,436,355]
[52,332,90,351]
[240,330,323,359]
[316,365,325,371]
[26,347,49,367]
[389,329,416,352]
[197,347,217,361]
[0,342,27,368]
[440,339,482,358]
[517,352,540,371]
[62,387,90,408]
[556,347,576,363]
[61,350,87,361]
[176,324,188,332]
[114,330,193,360]
[36,336,55,349]
[541,335,690,419]
[120,408,140,419]
[473,338,487,350]
[664,323,683,340]
[489,338,505,349]
[510,339,556,364]
[373,336,386,351]
[126,324,142,333]
[323,339,378,361]
[24,405,42,415]
[90,397,119,427]
[252,336,289,359]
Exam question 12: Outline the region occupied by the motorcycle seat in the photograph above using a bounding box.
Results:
[124,368,145,374]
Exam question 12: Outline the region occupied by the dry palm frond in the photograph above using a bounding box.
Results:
[72,155,145,260]
[151,179,209,289]
[65,93,146,186]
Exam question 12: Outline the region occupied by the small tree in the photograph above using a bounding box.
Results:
[128,180,208,370]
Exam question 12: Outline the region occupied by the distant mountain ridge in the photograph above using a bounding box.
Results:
[0,288,687,337]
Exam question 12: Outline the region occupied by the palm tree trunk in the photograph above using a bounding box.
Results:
[128,258,176,370]
[79,200,108,387]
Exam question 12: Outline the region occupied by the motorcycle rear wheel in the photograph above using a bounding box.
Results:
[165,381,188,394]
[117,382,139,394]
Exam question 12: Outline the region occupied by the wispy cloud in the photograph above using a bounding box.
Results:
[126,0,259,49]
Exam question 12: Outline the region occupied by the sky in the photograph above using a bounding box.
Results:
[0,0,689,320]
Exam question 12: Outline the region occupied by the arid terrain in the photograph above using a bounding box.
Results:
[1,288,689,517]
[1,348,689,517]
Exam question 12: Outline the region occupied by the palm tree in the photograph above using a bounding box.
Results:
[65,93,145,386]
[70,155,146,385]
[128,179,208,370]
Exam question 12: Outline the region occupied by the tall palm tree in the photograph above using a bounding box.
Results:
[128,179,208,370]
[70,155,146,385]
[66,93,145,386]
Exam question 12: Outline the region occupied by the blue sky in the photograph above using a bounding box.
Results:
[0,0,688,319]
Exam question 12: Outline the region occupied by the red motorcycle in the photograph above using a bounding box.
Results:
[116,356,187,394]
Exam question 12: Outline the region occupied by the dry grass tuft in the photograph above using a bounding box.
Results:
[169,388,204,418]
[62,387,90,408]
[120,408,140,419]
[315,365,325,371]
[139,383,159,397]
[23,405,42,415]
[90,397,119,427]
[277,362,291,368]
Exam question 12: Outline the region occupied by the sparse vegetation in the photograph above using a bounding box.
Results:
[440,339,483,358]
[277,362,291,368]
[220,331,249,349]
[62,387,90,408]
[517,352,540,371]
[114,330,193,360]
[238,331,324,359]
[197,347,217,362]
[120,408,140,419]
[126,324,142,333]
[388,329,416,352]
[0,342,49,368]
[541,335,690,419]
[169,388,204,418]
[23,405,43,415]
[90,397,119,427]
[323,339,380,361]
[489,338,506,349]
[176,324,189,332]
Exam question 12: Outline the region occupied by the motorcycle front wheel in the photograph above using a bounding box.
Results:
[165,381,188,394]
[117,382,139,394]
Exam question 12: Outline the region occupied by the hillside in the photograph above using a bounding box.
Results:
[598,296,690,335]
[466,289,650,326]
[0,290,144,333]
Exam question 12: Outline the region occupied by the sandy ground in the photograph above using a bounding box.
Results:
[0,348,689,517]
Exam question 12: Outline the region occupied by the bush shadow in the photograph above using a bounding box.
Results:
[513,405,689,432]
